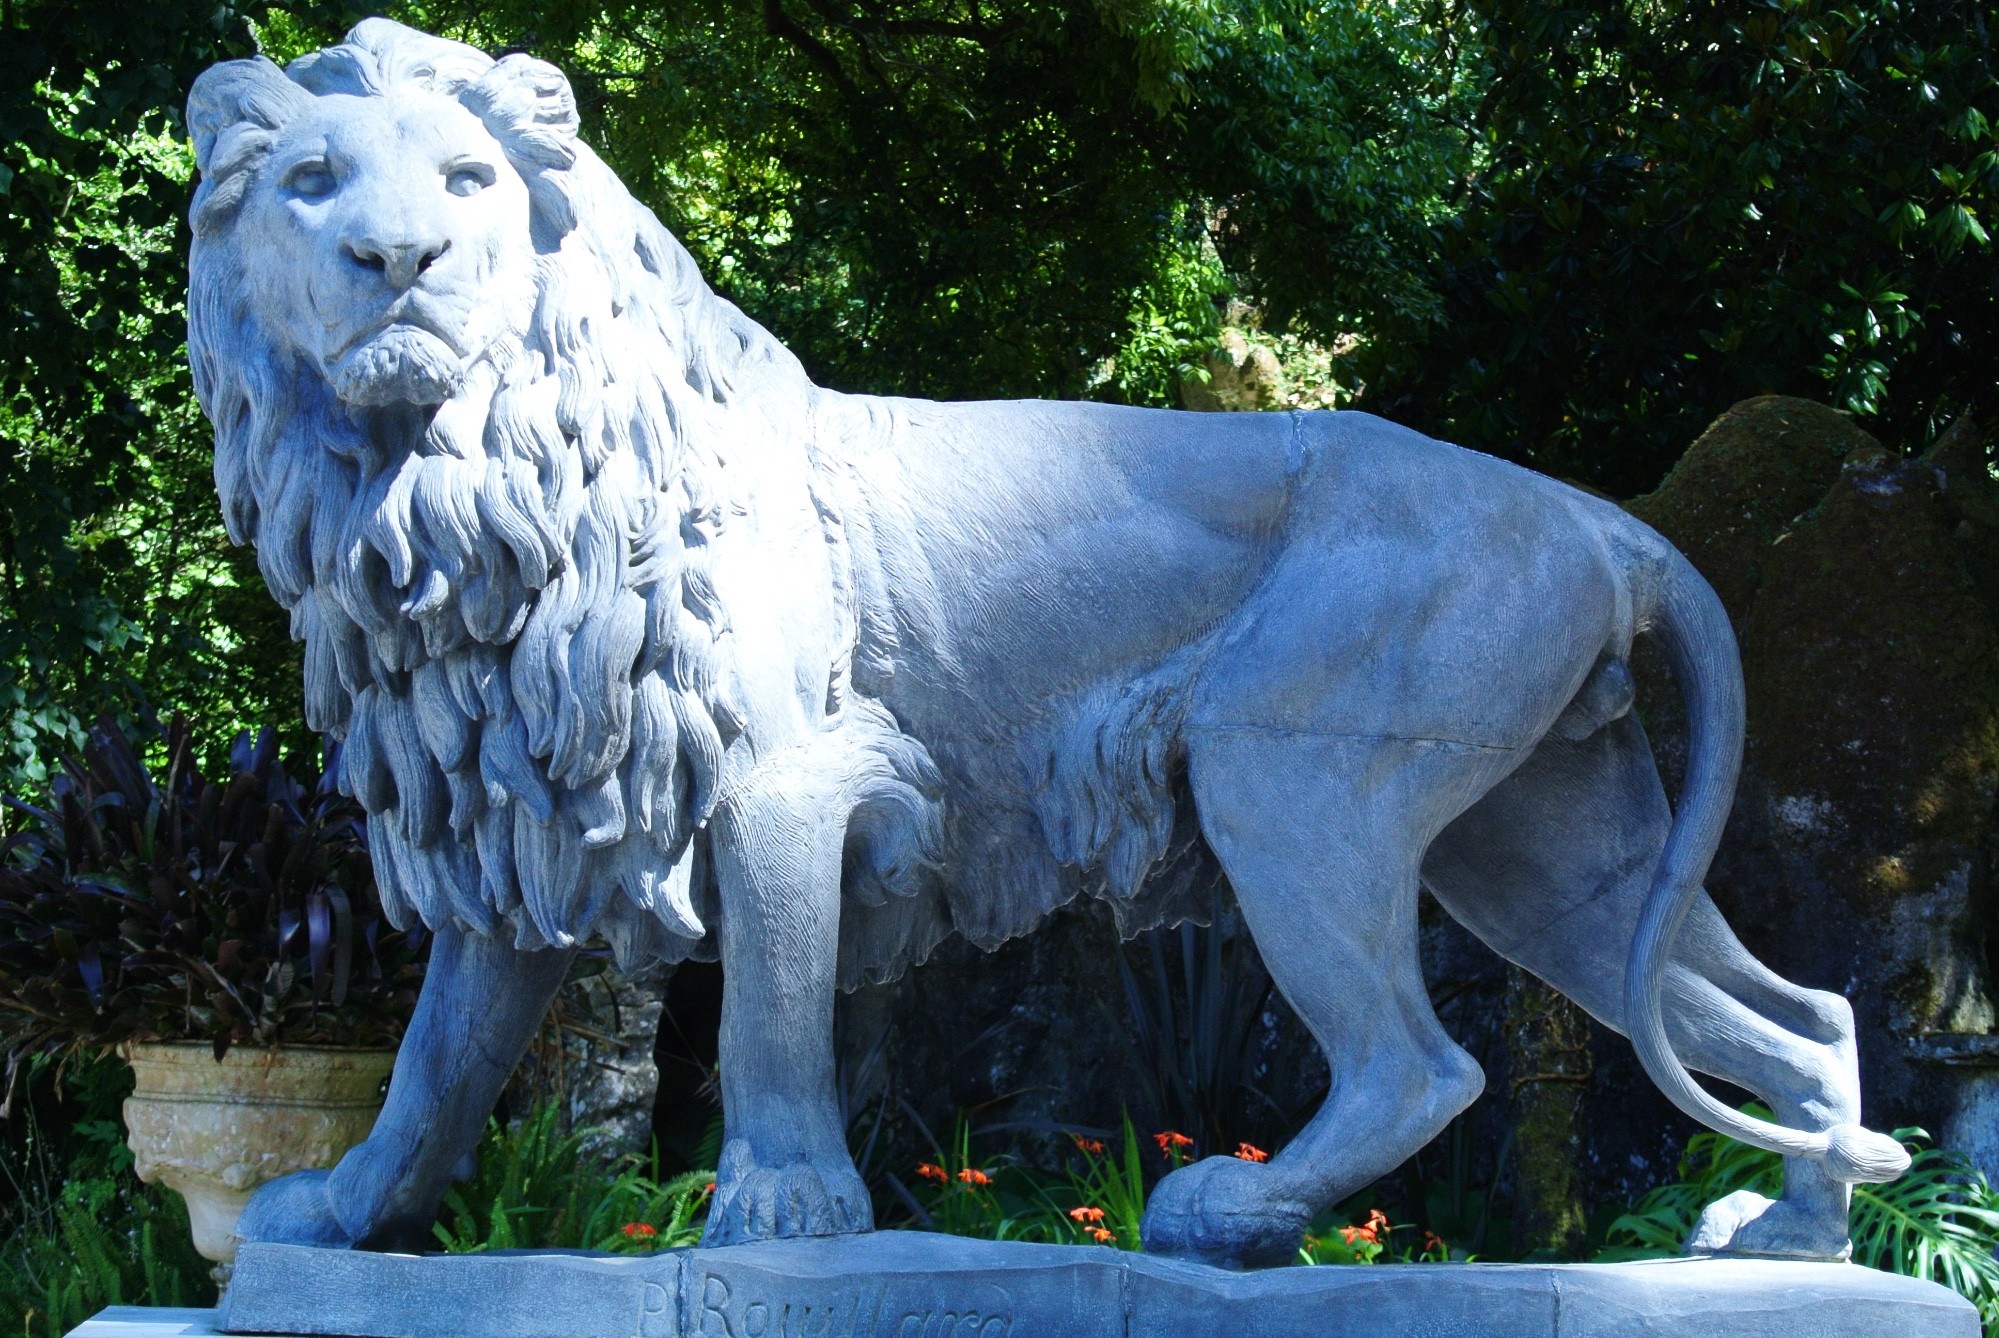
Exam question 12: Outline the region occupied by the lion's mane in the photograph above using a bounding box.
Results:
[187,21,944,972]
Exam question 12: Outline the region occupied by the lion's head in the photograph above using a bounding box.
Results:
[187,28,563,408]
[181,21,950,969]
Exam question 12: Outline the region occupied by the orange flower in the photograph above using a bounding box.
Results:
[1068,1206,1107,1224]
[702,1182,717,1195]
[1338,1208,1390,1246]
[1152,1131,1194,1155]
[957,1167,993,1187]
[1424,1232,1446,1254]
[916,1163,949,1183]
[622,1222,658,1238]
[1071,1135,1107,1155]
[1087,1226,1115,1244]
[1234,1143,1269,1163]
[1343,1208,1391,1240]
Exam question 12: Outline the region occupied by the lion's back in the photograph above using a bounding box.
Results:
[841,394,1301,701]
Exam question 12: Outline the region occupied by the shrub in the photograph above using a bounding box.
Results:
[0,716,425,1075]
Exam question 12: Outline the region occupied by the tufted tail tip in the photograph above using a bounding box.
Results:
[1822,1123,1911,1184]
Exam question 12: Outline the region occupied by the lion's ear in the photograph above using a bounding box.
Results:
[463,54,579,171]
[186,57,309,175]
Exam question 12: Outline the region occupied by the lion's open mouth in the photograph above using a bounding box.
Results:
[331,325,466,407]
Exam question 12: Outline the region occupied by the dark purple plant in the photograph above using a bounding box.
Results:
[0,717,426,1079]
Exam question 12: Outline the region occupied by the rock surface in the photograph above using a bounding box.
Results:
[506,964,668,1164]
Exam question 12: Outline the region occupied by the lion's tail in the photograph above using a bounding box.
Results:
[1623,547,1909,1185]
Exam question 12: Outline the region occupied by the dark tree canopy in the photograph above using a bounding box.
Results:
[0,2,295,786]
[1362,0,1999,497]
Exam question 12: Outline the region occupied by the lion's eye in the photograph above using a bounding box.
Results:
[445,163,496,197]
[286,161,337,200]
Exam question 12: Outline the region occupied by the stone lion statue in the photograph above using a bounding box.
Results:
[188,20,1905,1268]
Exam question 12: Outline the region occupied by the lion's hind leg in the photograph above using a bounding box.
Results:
[1140,729,1503,1269]
[1423,715,1862,1259]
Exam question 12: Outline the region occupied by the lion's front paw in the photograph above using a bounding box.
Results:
[235,1170,358,1251]
[1686,1188,1851,1261]
[701,1140,873,1246]
[1139,1156,1310,1270]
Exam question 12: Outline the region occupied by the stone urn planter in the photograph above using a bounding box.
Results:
[122,1042,396,1281]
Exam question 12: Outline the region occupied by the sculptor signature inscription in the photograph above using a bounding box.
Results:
[687,1273,1015,1338]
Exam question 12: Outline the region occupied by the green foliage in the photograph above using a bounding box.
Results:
[1138,0,1481,339]
[0,716,425,1070]
[0,0,321,792]
[0,1053,213,1336]
[1053,1123,1152,1250]
[1852,1147,1999,1327]
[1366,0,1999,495]
[1087,222,1231,407]
[1595,1118,1784,1259]
[417,0,1178,400]
[901,1115,1161,1249]
[396,0,1471,406]
[0,1174,213,1336]
[1600,1115,1999,1329]
[432,1104,713,1253]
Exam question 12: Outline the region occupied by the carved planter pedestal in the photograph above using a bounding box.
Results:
[122,1044,395,1283]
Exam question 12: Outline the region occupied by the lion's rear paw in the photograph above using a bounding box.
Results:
[1687,1189,1851,1261]
[701,1141,872,1246]
[1139,1157,1310,1270]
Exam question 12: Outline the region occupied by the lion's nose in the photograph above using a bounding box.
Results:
[345,234,450,289]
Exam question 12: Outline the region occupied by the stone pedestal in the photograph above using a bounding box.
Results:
[68,1233,1978,1338]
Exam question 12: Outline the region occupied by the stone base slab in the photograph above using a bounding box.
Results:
[69,1233,1978,1338]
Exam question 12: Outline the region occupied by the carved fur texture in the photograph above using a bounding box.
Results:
[187,20,942,974]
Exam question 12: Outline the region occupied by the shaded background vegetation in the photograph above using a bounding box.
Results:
[2,0,1992,786]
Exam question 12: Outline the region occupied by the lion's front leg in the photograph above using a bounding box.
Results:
[236,924,575,1253]
[701,780,872,1246]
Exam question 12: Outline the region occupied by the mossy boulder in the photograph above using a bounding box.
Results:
[1745,455,1999,899]
[1629,396,1881,620]
[1628,400,1999,1128]
[1738,433,1999,1037]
